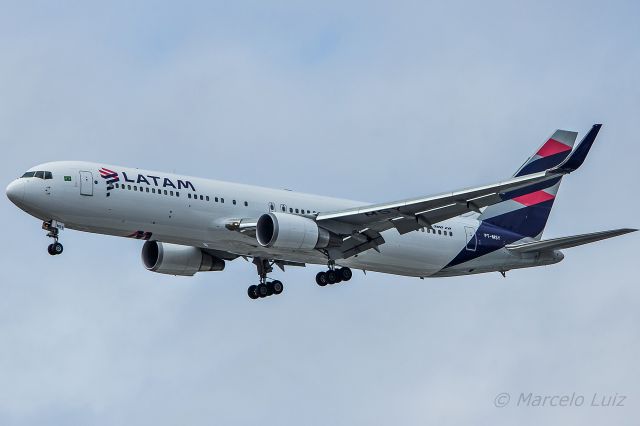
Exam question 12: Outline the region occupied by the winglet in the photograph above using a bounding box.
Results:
[554,124,602,173]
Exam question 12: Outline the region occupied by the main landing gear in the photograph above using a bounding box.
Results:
[248,258,284,300]
[315,261,353,286]
[43,220,64,256]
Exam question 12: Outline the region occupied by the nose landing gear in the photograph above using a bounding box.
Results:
[43,220,64,256]
[47,242,64,255]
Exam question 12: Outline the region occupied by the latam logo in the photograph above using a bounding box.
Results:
[99,168,120,196]
[99,168,119,185]
[99,167,197,196]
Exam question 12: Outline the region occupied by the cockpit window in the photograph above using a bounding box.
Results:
[21,171,53,179]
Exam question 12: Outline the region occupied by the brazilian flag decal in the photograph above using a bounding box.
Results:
[64,176,72,182]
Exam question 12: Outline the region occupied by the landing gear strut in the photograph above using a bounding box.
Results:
[315,261,352,287]
[248,258,284,300]
[43,220,64,256]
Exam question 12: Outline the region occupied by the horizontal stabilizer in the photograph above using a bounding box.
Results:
[506,228,637,253]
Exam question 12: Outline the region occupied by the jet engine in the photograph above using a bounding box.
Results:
[256,212,341,250]
[142,241,225,276]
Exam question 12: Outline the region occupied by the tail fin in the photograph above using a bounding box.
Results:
[478,129,578,239]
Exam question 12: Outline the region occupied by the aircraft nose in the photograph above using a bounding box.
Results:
[6,179,25,205]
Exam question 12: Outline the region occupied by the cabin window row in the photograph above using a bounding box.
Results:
[425,228,453,237]
[188,194,249,206]
[270,203,316,215]
[115,182,182,197]
[113,182,250,206]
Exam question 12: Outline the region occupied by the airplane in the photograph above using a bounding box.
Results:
[5,124,636,299]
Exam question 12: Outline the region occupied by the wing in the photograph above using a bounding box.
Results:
[316,170,562,258]
[316,125,602,258]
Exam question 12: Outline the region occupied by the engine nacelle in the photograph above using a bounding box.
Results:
[141,241,225,276]
[256,212,340,250]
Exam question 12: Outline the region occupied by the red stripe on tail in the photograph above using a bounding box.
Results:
[513,190,555,206]
[536,138,572,158]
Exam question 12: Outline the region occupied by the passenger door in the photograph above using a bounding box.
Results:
[79,171,93,196]
[464,226,477,251]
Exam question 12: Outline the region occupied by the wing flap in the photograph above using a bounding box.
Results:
[505,228,637,253]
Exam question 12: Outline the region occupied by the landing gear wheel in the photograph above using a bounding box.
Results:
[257,283,270,298]
[265,282,275,296]
[271,280,284,295]
[339,267,353,281]
[248,285,259,299]
[48,242,63,255]
[326,270,338,284]
[52,242,63,255]
[316,272,328,286]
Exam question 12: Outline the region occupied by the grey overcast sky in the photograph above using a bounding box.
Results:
[1,1,639,425]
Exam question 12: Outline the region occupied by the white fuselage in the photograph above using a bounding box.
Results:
[6,161,562,278]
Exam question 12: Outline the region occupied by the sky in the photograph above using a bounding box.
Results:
[0,1,639,424]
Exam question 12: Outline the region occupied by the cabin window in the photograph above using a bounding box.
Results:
[188,193,191,199]
[289,208,293,213]
[199,195,203,200]
[164,190,167,195]
[281,204,286,212]
[221,198,224,203]
[115,183,119,188]
[206,196,209,201]
[449,231,453,236]
[244,201,248,207]
[127,185,131,190]
[438,230,442,235]
[295,208,299,213]
[233,200,237,205]
[169,191,173,196]
[152,188,156,193]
